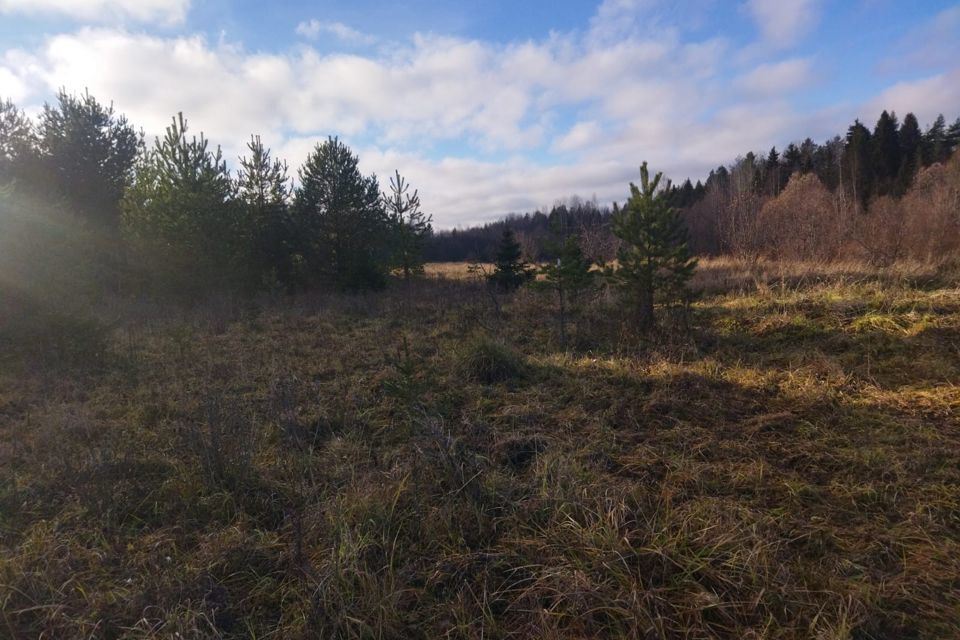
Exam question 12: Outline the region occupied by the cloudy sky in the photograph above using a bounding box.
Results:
[1,0,958,227]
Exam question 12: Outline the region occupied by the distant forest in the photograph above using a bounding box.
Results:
[427,111,960,264]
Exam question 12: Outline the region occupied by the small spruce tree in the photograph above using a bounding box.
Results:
[539,234,594,346]
[489,228,533,291]
[609,161,696,331]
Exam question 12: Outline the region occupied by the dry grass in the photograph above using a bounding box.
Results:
[1,258,958,638]
[424,262,491,280]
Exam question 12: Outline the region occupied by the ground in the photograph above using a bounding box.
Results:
[1,259,958,639]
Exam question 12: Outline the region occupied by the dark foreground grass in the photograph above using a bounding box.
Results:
[1,260,958,638]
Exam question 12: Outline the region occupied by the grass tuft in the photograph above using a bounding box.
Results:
[457,334,527,384]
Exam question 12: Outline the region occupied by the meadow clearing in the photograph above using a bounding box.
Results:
[1,258,958,639]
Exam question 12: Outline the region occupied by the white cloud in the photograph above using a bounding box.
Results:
[588,0,657,44]
[0,23,830,225]
[39,29,290,147]
[882,6,960,73]
[744,0,821,48]
[866,69,960,127]
[734,58,814,95]
[3,1,955,227]
[0,67,28,102]
[355,146,634,226]
[295,20,377,46]
[553,121,603,152]
[0,0,188,25]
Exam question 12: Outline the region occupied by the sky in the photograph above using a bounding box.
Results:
[1,0,958,228]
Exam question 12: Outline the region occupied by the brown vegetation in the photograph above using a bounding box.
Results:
[698,153,960,268]
[1,259,959,638]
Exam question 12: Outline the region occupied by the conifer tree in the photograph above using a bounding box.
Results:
[765,146,782,195]
[814,136,843,190]
[800,138,818,173]
[384,170,432,278]
[539,234,594,346]
[294,137,387,289]
[947,118,960,156]
[783,143,802,180]
[38,90,141,229]
[844,120,873,211]
[922,114,948,165]
[897,113,922,195]
[609,162,696,331]
[122,113,240,294]
[872,110,901,196]
[489,228,533,291]
[237,135,295,288]
[0,98,37,182]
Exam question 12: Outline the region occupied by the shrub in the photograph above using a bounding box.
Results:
[457,335,526,384]
[0,305,109,370]
[757,173,847,262]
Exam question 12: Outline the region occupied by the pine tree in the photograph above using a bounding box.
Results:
[922,114,948,166]
[815,136,843,190]
[122,113,240,294]
[800,138,818,173]
[947,118,960,156]
[783,143,802,181]
[38,89,141,230]
[609,162,697,331]
[237,135,295,288]
[0,98,37,182]
[678,178,695,207]
[693,180,705,201]
[294,137,388,289]
[489,228,533,291]
[384,170,432,279]
[896,113,922,195]
[765,146,782,195]
[539,234,594,347]
[844,120,872,211]
[872,110,901,196]
[1,99,99,307]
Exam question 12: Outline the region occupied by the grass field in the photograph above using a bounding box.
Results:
[1,258,958,638]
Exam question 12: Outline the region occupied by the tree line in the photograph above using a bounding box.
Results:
[0,90,432,301]
[1,89,701,338]
[2,89,958,320]
[429,110,960,264]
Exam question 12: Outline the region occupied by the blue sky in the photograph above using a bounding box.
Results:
[1,0,958,227]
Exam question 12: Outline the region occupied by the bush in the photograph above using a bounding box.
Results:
[0,306,109,370]
[757,173,847,261]
[457,335,526,384]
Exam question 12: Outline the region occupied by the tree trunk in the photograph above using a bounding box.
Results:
[638,285,654,331]
[558,282,566,349]
[638,258,655,331]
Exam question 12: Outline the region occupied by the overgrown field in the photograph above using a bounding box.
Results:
[1,259,959,639]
